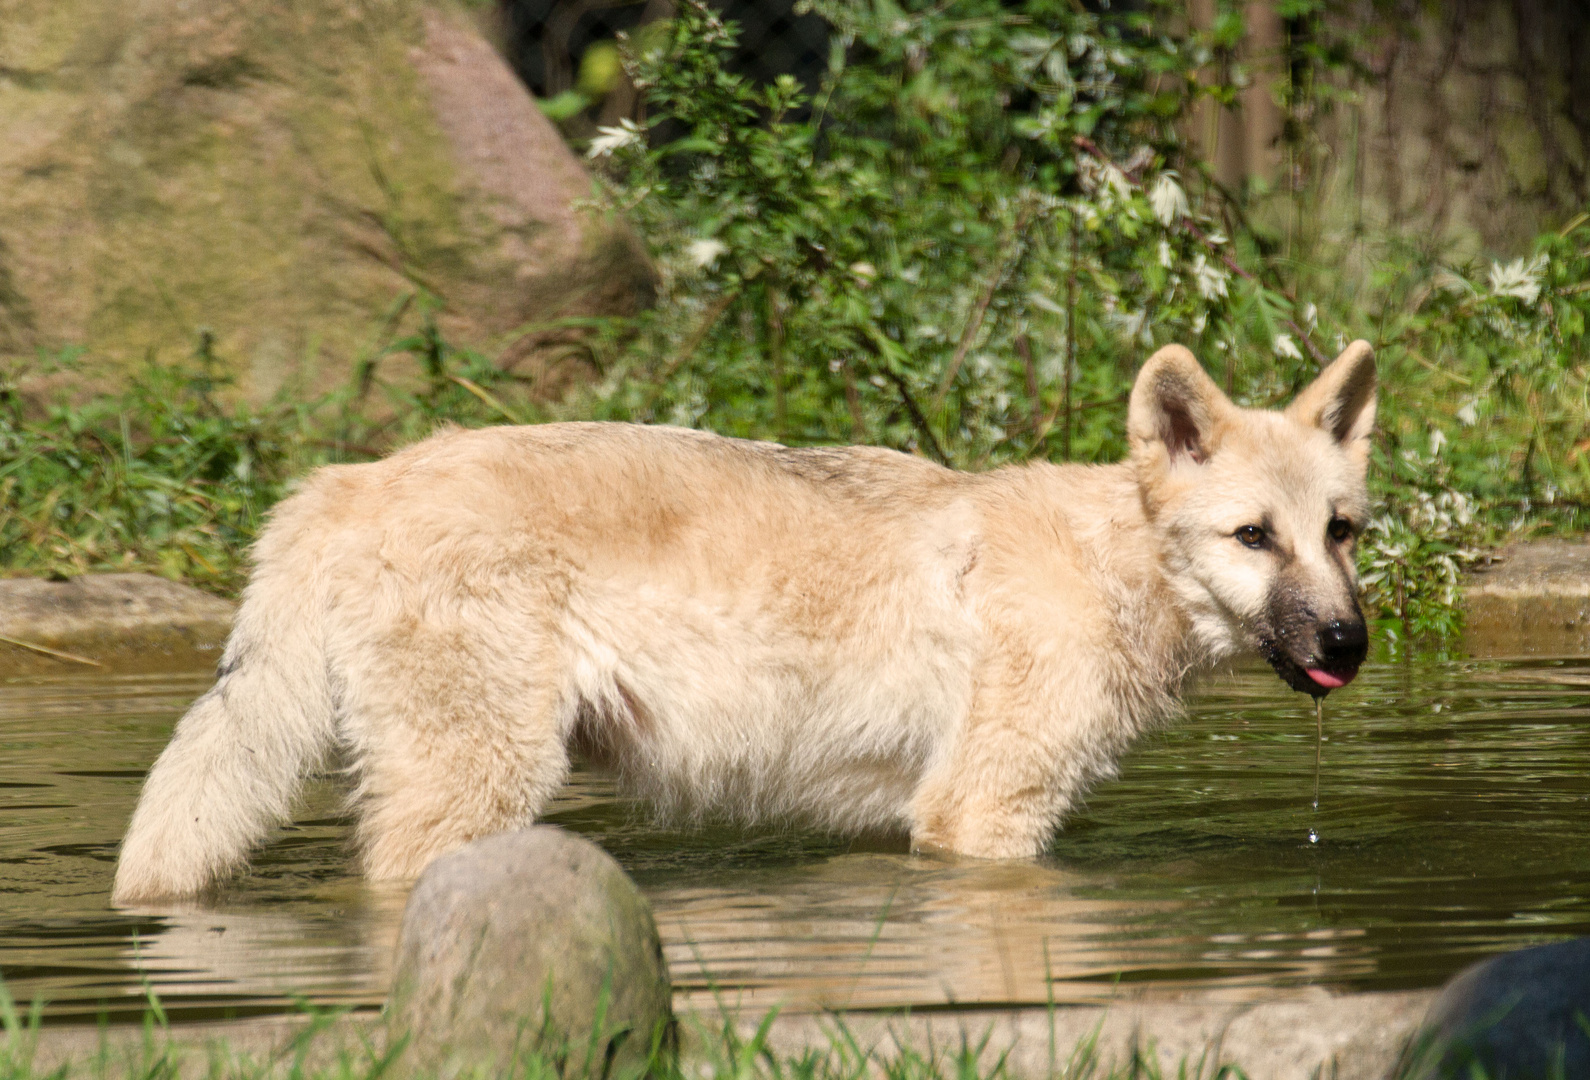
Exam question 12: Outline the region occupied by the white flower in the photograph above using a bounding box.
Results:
[586,118,643,158]
[1191,311,1207,334]
[1191,253,1228,301]
[1273,333,1303,361]
[1488,254,1548,305]
[1086,162,1133,206]
[1111,309,1148,345]
[1456,399,1479,425]
[849,261,877,284]
[1158,239,1173,268]
[1302,302,1318,332]
[1027,292,1066,316]
[1148,173,1189,226]
[1430,428,1447,455]
[1105,166,1132,201]
[687,238,727,268]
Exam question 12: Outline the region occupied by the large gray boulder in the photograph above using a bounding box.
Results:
[1405,938,1590,1079]
[0,0,651,395]
[387,827,672,1079]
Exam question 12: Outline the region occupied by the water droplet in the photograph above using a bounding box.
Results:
[1309,699,1325,833]
[1313,698,1324,812]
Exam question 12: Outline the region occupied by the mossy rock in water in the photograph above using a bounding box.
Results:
[0,0,652,396]
[388,827,674,1078]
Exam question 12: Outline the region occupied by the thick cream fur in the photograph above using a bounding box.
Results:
[113,343,1376,901]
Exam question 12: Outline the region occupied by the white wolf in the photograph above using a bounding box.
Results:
[113,341,1375,902]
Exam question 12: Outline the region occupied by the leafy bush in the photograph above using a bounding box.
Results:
[577,0,1267,466]
[1346,216,1590,641]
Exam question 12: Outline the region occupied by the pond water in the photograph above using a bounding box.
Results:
[2,658,1589,1024]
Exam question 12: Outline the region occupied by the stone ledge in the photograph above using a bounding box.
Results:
[16,991,1437,1080]
[709,989,1438,1080]
[0,574,234,677]
[1462,539,1590,657]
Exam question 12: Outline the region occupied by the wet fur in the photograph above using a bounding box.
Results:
[113,343,1376,901]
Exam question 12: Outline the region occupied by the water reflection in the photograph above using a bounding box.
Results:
[117,884,407,1009]
[2,658,1589,1022]
[650,855,1171,1012]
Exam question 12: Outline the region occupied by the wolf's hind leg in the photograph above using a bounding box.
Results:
[337,621,570,881]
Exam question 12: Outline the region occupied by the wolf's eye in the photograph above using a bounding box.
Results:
[1327,517,1353,542]
[1235,525,1266,549]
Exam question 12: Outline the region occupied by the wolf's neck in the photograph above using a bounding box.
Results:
[1002,460,1189,676]
[1028,460,1224,704]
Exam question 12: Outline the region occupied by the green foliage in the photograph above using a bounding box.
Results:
[1344,214,1590,642]
[0,339,296,592]
[0,303,535,594]
[1359,445,1486,644]
[579,0,1254,465]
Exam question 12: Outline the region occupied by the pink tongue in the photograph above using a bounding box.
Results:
[1306,668,1354,689]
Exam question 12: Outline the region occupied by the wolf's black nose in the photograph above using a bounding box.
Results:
[1319,620,1368,667]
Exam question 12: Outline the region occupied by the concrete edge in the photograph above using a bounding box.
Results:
[13,992,1436,1080]
[1461,538,1590,657]
[691,991,1435,1080]
[0,574,234,677]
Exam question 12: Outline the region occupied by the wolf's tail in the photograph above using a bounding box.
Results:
[112,570,334,903]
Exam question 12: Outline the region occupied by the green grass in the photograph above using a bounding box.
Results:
[8,997,1577,1080]
[0,996,1258,1080]
[0,313,537,596]
[5,997,1583,1080]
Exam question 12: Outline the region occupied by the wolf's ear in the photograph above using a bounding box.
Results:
[1128,345,1231,467]
[1288,340,1376,447]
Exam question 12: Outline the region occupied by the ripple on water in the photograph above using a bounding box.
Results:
[1,659,1589,1021]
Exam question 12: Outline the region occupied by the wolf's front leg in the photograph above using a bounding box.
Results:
[907,657,1107,859]
[908,735,1071,858]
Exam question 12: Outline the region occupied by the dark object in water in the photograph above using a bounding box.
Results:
[1406,937,1590,1079]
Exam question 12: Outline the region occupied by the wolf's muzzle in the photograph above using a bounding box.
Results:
[1262,615,1369,698]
